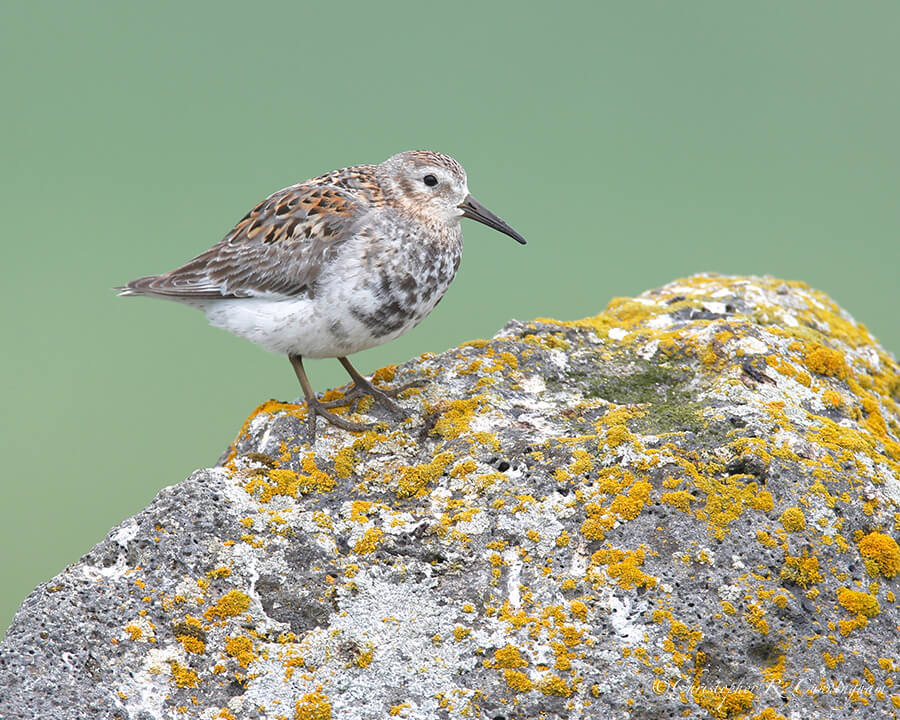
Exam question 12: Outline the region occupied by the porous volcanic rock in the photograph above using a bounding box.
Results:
[2,274,899,720]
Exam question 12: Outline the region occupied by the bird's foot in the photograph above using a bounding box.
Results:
[304,396,373,443]
[318,376,424,415]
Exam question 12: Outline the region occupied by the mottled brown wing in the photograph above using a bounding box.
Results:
[123,177,373,300]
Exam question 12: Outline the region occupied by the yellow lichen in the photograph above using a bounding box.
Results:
[352,527,384,555]
[836,588,881,618]
[204,590,251,621]
[838,613,869,636]
[692,685,755,718]
[169,660,199,689]
[449,459,477,478]
[780,554,823,587]
[779,507,806,532]
[539,674,574,697]
[295,689,331,720]
[432,397,484,439]
[605,424,632,447]
[225,635,254,667]
[661,490,696,513]
[609,481,653,520]
[858,532,900,578]
[333,447,358,478]
[396,452,454,498]
[353,644,374,668]
[503,669,533,692]
[570,600,588,621]
[124,624,143,641]
[744,603,769,635]
[176,635,206,654]
[590,546,657,590]
[822,389,843,408]
[804,344,848,379]
[493,644,528,668]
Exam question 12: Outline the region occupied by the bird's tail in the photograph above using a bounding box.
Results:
[115,275,161,297]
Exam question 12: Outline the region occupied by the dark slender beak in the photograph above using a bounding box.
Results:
[458,194,526,245]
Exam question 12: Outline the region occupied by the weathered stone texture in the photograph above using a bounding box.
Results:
[2,274,899,719]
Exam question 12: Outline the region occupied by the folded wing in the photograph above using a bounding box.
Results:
[120,179,369,300]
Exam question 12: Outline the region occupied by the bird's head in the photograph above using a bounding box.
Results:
[377,150,526,245]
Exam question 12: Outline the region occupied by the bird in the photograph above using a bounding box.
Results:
[119,150,526,441]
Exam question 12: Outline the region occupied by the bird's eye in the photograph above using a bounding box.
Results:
[423,174,438,187]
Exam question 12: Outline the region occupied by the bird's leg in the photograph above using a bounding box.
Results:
[323,356,424,415]
[289,354,372,442]
[340,356,427,398]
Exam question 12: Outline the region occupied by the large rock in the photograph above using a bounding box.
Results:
[2,274,899,720]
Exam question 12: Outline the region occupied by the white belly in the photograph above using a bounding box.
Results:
[198,228,463,358]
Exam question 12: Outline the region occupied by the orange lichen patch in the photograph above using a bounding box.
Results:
[295,689,332,720]
[752,709,788,720]
[246,454,336,502]
[589,546,657,590]
[803,344,848,379]
[609,481,653,520]
[822,389,843,408]
[539,674,574,697]
[353,644,374,668]
[695,471,771,538]
[348,500,373,523]
[692,684,755,718]
[176,635,206,654]
[204,590,251,621]
[780,555,823,587]
[206,566,232,580]
[761,655,786,685]
[569,449,594,475]
[811,417,875,456]
[858,532,900,578]
[779,507,806,532]
[225,400,305,464]
[333,447,358,478]
[744,603,770,635]
[569,600,588,621]
[124,624,143,641]
[605,424,632,448]
[838,613,869,636]
[372,364,397,384]
[225,635,255,667]
[352,527,384,555]
[449,459,477,478]
[504,669,533,692]
[492,644,528,668]
[836,588,881,618]
[580,503,614,542]
[431,396,486,439]
[396,452,454,498]
[660,490,696,513]
[169,660,199,688]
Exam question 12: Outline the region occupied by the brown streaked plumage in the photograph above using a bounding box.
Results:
[119,150,525,441]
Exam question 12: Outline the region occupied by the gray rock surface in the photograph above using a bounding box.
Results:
[2,274,900,720]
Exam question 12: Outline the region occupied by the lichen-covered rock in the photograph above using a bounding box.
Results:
[2,274,899,720]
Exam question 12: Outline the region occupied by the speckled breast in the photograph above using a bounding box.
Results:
[348,224,464,342]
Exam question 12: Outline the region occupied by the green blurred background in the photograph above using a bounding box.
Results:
[2,1,898,636]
